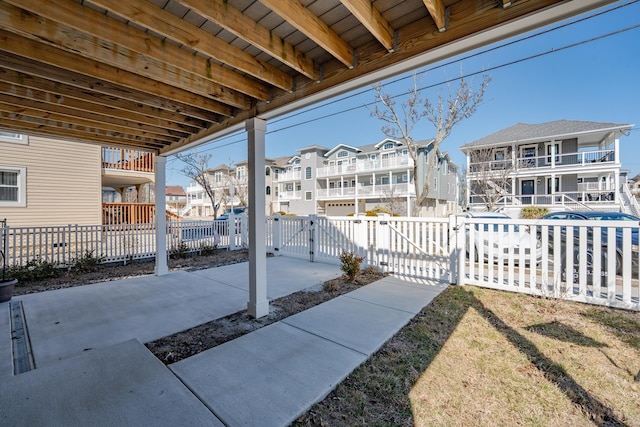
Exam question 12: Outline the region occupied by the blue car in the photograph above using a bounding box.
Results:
[541,211,640,276]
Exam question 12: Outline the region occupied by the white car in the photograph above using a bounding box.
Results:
[465,212,541,265]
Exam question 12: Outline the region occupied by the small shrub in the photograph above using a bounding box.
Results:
[323,279,339,292]
[73,250,105,273]
[170,241,190,259]
[520,206,549,219]
[200,243,218,256]
[7,259,60,282]
[340,251,364,281]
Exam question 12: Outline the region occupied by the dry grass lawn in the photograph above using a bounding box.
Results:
[295,286,640,426]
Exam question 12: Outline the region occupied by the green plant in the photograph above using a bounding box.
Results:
[73,250,105,273]
[339,251,364,281]
[7,259,60,282]
[170,241,190,259]
[520,206,549,219]
[200,242,218,256]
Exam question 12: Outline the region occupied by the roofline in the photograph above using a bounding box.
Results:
[460,123,635,152]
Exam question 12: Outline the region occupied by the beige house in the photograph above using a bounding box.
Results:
[0,131,159,227]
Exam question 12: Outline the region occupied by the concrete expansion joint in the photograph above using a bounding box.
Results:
[279,319,368,357]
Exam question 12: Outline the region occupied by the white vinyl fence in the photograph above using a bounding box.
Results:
[3,214,639,311]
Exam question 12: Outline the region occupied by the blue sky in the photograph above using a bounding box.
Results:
[166,1,640,187]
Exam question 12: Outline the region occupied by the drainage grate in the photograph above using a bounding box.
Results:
[10,300,35,375]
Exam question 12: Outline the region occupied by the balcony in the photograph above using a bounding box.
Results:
[278,191,302,201]
[468,149,616,175]
[102,203,180,225]
[316,183,414,200]
[317,156,413,178]
[102,147,154,173]
[277,171,301,182]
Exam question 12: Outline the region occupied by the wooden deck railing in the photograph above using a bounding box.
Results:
[102,147,155,173]
[102,203,180,225]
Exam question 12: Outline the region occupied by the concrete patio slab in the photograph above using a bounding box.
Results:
[189,256,341,299]
[170,322,366,427]
[0,339,223,427]
[282,295,418,355]
[19,257,341,369]
[344,276,448,313]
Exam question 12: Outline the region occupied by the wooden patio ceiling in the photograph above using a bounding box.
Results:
[0,0,617,155]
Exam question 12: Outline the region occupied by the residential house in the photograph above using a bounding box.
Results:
[0,130,159,226]
[165,185,186,215]
[181,138,459,217]
[460,120,639,217]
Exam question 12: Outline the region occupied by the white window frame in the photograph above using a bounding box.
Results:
[383,142,394,150]
[305,166,312,180]
[402,173,408,182]
[305,191,312,201]
[545,142,561,164]
[0,166,26,207]
[0,132,28,145]
[546,176,561,194]
[337,150,348,158]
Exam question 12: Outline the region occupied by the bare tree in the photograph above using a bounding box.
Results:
[468,147,514,211]
[380,185,407,215]
[369,72,490,216]
[176,152,222,218]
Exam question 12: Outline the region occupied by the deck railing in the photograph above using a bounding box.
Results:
[102,203,180,225]
[102,147,154,173]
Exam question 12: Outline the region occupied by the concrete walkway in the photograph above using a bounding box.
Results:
[0,257,447,426]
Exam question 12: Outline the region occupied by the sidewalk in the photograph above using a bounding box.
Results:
[0,258,447,426]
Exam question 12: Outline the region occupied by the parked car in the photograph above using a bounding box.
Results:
[540,211,640,276]
[465,212,542,265]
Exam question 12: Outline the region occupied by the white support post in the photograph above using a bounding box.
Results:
[229,212,236,251]
[614,138,620,164]
[456,215,466,286]
[246,117,269,318]
[154,155,169,276]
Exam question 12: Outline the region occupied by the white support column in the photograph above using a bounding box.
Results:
[246,117,269,319]
[354,174,359,215]
[614,138,620,164]
[154,155,169,276]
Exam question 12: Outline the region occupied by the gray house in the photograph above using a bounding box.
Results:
[460,120,639,216]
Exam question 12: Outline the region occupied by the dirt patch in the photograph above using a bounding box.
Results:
[12,249,254,296]
[145,266,386,364]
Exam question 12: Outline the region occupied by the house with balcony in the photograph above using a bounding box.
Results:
[461,120,639,217]
[166,185,187,215]
[0,131,164,226]
[278,138,458,217]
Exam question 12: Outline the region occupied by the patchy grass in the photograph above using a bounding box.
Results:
[295,286,640,426]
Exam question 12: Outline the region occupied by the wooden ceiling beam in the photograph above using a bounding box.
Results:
[87,0,294,92]
[3,0,270,102]
[0,38,232,120]
[339,0,395,52]
[0,101,179,144]
[0,115,167,150]
[174,0,319,81]
[0,89,188,140]
[0,67,208,131]
[0,2,252,109]
[422,0,447,32]
[260,0,355,68]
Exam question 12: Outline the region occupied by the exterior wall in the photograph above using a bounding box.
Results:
[0,135,101,226]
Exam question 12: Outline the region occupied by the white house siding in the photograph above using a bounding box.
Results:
[0,135,101,226]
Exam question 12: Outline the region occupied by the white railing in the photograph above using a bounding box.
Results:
[469,149,615,174]
[317,156,413,177]
[278,191,302,200]
[278,171,301,181]
[4,215,638,311]
[621,184,640,218]
[470,191,619,209]
[316,183,414,199]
